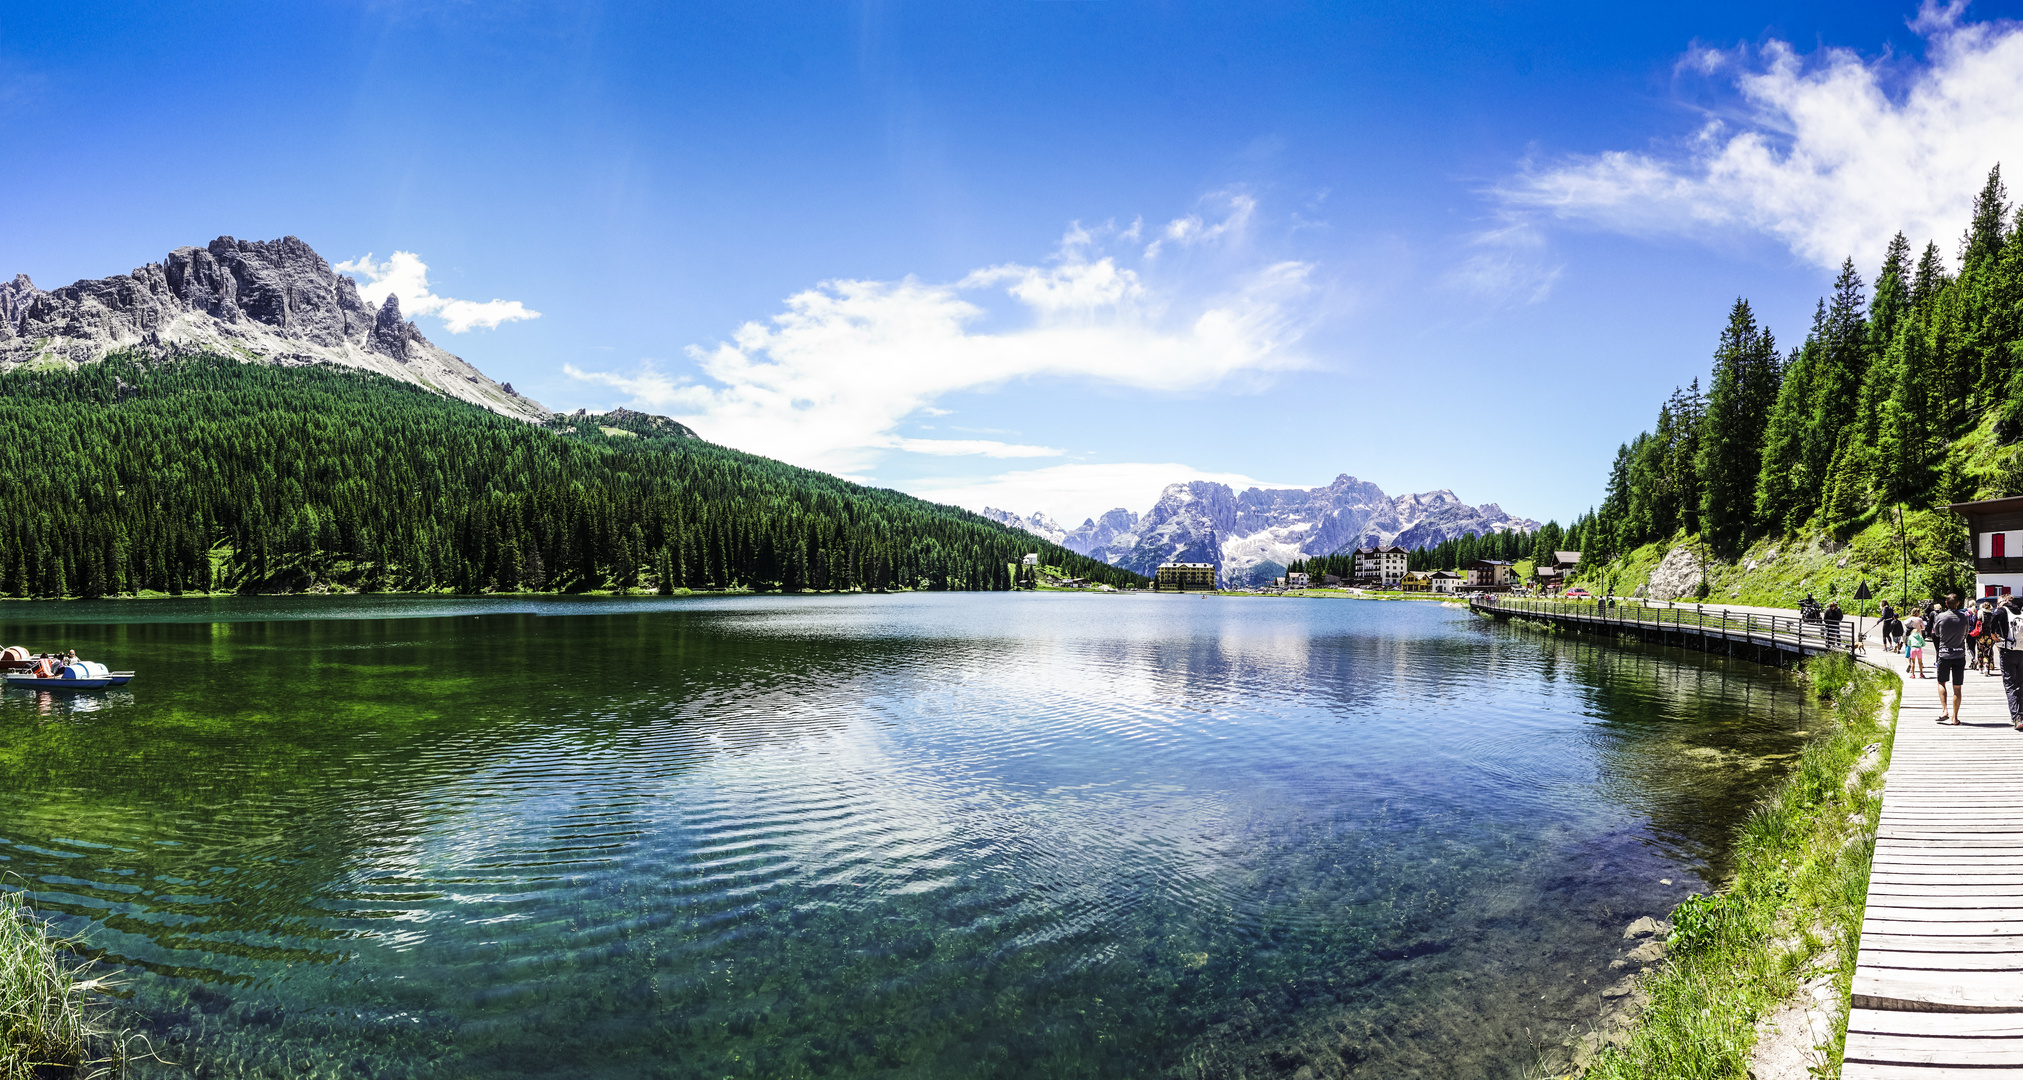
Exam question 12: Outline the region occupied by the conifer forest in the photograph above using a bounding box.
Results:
[0,354,1144,598]
[1557,167,2023,594]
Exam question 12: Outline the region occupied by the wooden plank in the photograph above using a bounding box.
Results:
[1847,1008,2023,1036]
[1858,950,2023,971]
[1863,895,2023,909]
[1846,1063,2023,1079]
[1864,903,2023,917]
[1859,935,2023,951]
[1869,878,2023,888]
[1854,967,2023,1007]
[1844,1031,2023,1066]
[1863,921,2023,938]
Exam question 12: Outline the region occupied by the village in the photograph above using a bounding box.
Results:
[1145,546,1587,596]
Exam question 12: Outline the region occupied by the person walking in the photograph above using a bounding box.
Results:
[1824,600,1844,648]
[1932,593,1971,724]
[1881,601,1901,649]
[1976,598,1999,676]
[1905,612,1928,680]
[1989,591,2023,732]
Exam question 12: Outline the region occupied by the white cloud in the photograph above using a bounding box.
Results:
[909,461,1298,527]
[1498,3,2023,268]
[1445,218,1565,305]
[566,215,1316,476]
[335,251,541,333]
[1145,191,1256,259]
[892,437,1065,458]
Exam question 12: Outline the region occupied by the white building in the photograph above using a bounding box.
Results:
[1021,553,1039,567]
[1352,546,1411,586]
[1286,571,1310,589]
[1949,496,2023,598]
[1429,570,1463,594]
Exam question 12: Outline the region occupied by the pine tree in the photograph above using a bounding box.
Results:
[1962,165,2009,268]
[1698,300,1780,556]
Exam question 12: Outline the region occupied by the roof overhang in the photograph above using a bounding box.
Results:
[1948,496,2023,518]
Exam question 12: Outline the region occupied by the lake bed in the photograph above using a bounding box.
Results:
[0,593,1812,1079]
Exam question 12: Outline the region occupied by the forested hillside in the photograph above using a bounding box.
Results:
[1290,526,1550,581]
[1567,166,2023,603]
[0,353,1144,597]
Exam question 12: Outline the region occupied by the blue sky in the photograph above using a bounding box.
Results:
[6,1,2023,527]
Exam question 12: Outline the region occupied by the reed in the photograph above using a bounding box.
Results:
[1576,651,1896,1080]
[1,889,122,1079]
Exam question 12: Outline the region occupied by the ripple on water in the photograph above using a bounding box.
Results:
[0,594,1813,1080]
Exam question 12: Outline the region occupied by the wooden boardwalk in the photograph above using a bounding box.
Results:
[1845,662,2023,1078]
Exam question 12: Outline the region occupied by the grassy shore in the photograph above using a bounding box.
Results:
[2,890,123,1079]
[1578,651,1898,1079]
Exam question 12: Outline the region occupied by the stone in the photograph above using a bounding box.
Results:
[1623,916,1664,939]
[1625,940,1665,964]
[1645,546,1704,601]
[1600,976,1637,999]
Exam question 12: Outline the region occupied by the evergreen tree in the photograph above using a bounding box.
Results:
[1697,300,1780,556]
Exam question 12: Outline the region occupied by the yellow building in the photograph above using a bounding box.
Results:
[1154,562,1217,591]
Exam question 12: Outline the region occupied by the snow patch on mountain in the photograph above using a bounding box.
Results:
[992,474,1539,586]
[979,507,1067,546]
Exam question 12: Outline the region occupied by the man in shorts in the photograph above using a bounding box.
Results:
[1931,593,1971,725]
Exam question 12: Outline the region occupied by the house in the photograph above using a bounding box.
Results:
[1400,570,1433,592]
[1947,497,2023,598]
[1463,559,1515,590]
[1534,550,1581,588]
[1021,553,1039,567]
[1323,573,1343,587]
[1285,571,1310,589]
[1429,569,1464,594]
[1352,545,1411,586]
[1154,562,1217,592]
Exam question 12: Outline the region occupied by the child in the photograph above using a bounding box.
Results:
[1905,617,1927,679]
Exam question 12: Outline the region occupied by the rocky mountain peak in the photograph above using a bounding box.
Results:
[0,235,545,421]
[996,475,1541,586]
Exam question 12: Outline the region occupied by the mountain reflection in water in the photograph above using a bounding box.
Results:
[0,593,1809,1079]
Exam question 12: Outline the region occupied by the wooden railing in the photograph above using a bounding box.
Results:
[1469,595,1858,656]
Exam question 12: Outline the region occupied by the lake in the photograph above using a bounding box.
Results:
[0,592,1812,1079]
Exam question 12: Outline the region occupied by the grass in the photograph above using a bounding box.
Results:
[1578,512,1971,612]
[1,889,125,1079]
[1576,652,1898,1080]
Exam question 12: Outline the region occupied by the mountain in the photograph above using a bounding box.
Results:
[1017,475,1539,586]
[979,507,1067,546]
[0,235,545,421]
[0,353,1144,598]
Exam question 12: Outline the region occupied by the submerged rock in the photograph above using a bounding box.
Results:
[1622,916,1664,939]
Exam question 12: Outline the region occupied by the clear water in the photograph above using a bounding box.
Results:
[0,593,1812,1079]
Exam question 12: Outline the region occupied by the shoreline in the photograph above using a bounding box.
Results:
[1554,649,1898,1078]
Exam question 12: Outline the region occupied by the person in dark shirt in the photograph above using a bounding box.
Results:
[1931,593,1971,725]
[1880,601,1901,649]
[1988,592,2023,732]
[1824,601,1843,647]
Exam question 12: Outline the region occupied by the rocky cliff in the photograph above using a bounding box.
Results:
[980,507,1068,546]
[0,236,545,420]
[1002,475,1540,586]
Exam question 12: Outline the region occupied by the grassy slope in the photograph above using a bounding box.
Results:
[1578,654,1898,1080]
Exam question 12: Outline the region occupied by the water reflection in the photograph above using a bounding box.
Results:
[0,594,1810,1079]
